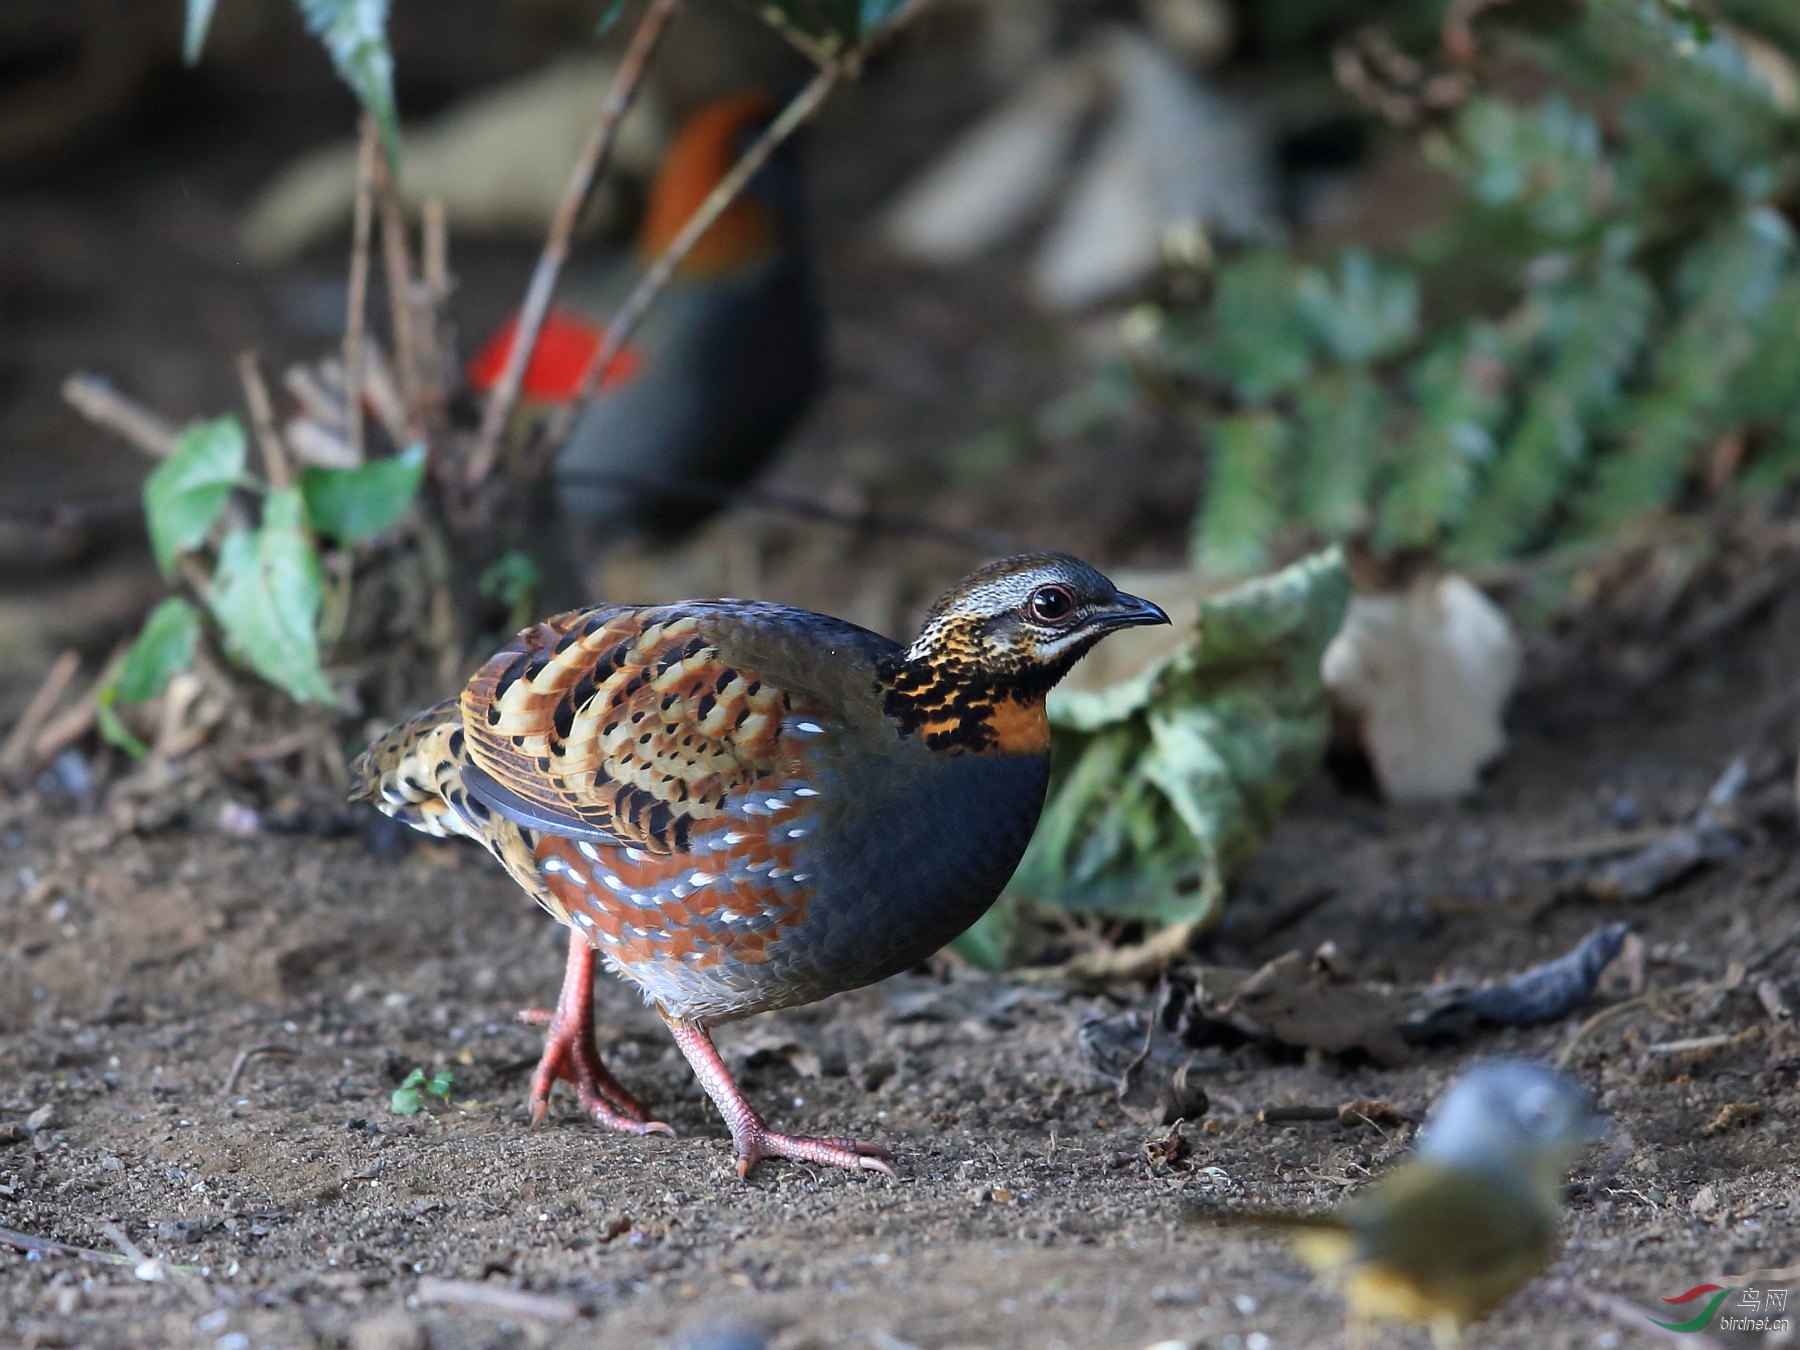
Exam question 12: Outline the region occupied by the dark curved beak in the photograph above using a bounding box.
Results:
[1094,591,1171,632]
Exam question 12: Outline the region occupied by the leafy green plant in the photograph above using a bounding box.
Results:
[1103,4,1800,579]
[100,417,424,755]
[389,1067,454,1115]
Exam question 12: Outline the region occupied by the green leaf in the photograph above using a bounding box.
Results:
[1194,412,1287,578]
[113,599,203,705]
[183,0,219,63]
[210,488,340,707]
[1578,209,1792,533]
[479,550,541,631]
[1203,255,1313,400]
[956,550,1349,966]
[593,0,630,36]
[390,1067,426,1115]
[300,444,425,544]
[1451,260,1655,564]
[1295,371,1387,538]
[96,692,151,760]
[1377,327,1510,549]
[297,0,399,163]
[1450,95,1608,239]
[143,417,247,575]
[1296,249,1421,366]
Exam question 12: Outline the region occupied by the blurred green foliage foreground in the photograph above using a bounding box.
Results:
[1131,0,1800,580]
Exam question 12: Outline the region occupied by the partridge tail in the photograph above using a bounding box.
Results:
[350,699,485,843]
[352,699,570,923]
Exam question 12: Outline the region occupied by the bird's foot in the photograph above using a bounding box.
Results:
[519,1006,675,1136]
[732,1128,894,1179]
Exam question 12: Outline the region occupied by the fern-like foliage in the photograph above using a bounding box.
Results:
[1112,1,1800,574]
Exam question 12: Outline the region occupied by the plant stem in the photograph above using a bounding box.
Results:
[374,152,423,438]
[465,0,683,488]
[345,114,380,464]
[548,63,839,458]
[61,374,178,458]
[236,350,292,492]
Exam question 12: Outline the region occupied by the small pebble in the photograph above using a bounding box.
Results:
[25,1104,59,1133]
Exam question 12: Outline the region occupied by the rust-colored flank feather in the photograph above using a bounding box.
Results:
[352,554,1167,1178]
[636,93,780,277]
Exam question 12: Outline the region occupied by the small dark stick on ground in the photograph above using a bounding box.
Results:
[222,1043,300,1095]
[413,1277,582,1322]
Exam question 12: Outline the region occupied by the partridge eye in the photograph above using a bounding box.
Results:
[1026,585,1077,624]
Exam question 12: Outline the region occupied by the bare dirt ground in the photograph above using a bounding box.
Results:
[2,589,1798,1350]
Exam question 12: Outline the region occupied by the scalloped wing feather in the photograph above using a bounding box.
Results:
[460,603,857,855]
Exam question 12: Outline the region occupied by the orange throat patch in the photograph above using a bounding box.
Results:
[981,697,1050,755]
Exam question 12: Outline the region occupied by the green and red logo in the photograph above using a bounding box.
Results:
[1650,1285,1736,1333]
[1651,1282,1791,1334]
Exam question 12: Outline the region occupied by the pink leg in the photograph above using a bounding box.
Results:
[517,929,674,1137]
[663,1016,893,1178]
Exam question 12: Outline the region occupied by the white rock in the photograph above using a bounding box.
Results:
[884,59,1096,264]
[1322,574,1520,803]
[1032,29,1274,309]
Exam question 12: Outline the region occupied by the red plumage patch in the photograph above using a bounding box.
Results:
[466,310,642,403]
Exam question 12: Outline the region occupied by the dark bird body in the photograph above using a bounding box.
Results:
[354,554,1167,1175]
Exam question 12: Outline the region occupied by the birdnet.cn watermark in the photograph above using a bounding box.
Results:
[1652,1283,1791,1335]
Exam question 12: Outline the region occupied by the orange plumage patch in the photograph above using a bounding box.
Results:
[465,309,642,403]
[637,93,780,278]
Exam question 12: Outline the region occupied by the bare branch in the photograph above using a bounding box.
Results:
[61,374,178,458]
[0,650,80,773]
[345,114,381,463]
[466,0,683,487]
[549,64,839,459]
[236,350,292,491]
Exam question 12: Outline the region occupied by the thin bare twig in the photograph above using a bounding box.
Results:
[414,1277,582,1322]
[222,1043,300,1095]
[0,1226,124,1265]
[422,198,450,304]
[554,467,1015,553]
[466,0,682,487]
[61,374,179,458]
[345,114,381,463]
[545,63,840,460]
[1,650,81,773]
[374,155,421,430]
[236,350,292,491]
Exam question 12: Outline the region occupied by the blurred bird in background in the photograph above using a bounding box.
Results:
[1198,1061,1601,1349]
[467,92,825,547]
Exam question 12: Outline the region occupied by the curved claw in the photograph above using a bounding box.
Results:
[735,1130,896,1179]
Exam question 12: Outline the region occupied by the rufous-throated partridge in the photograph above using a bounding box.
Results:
[353,554,1168,1176]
